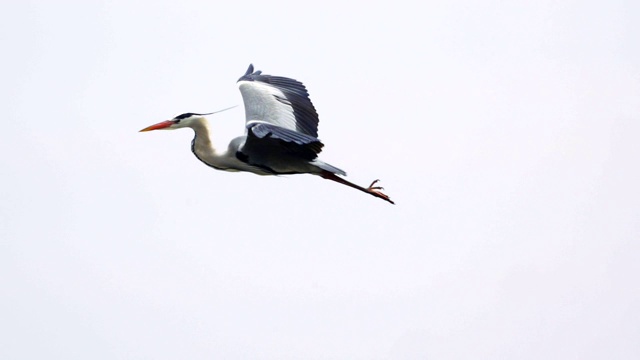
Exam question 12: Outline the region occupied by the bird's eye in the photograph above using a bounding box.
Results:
[174,119,181,124]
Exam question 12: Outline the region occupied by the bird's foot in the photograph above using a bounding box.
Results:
[366,179,395,204]
[368,179,384,191]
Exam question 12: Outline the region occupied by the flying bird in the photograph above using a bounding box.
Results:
[140,64,393,204]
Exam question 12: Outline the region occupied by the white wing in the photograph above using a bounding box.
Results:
[237,64,320,137]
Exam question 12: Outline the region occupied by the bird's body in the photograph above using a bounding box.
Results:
[141,64,393,204]
[188,118,337,176]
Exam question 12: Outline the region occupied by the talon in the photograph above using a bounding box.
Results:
[322,172,394,204]
[369,189,394,204]
[363,179,394,204]
[367,179,384,191]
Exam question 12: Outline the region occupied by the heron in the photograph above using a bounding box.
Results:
[140,64,394,204]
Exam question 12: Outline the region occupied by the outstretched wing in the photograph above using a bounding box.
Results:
[237,64,320,137]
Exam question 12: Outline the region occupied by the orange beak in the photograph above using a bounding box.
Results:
[139,120,174,132]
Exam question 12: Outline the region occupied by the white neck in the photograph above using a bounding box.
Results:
[190,119,215,152]
[189,118,244,172]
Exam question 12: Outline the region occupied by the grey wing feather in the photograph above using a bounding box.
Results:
[235,123,325,174]
[237,64,320,137]
[244,123,323,159]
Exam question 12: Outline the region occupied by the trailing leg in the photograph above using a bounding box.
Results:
[319,171,394,204]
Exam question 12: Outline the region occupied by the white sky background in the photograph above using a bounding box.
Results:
[1,0,639,359]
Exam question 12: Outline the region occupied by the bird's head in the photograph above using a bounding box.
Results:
[139,113,206,132]
[139,106,238,133]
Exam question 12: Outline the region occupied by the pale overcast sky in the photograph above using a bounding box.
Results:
[1,1,639,359]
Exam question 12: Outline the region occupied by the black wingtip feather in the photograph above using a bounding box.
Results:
[239,63,264,82]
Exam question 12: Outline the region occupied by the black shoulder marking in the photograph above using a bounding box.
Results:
[235,150,278,174]
[235,150,249,163]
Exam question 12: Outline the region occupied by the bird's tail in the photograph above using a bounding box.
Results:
[312,160,346,176]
